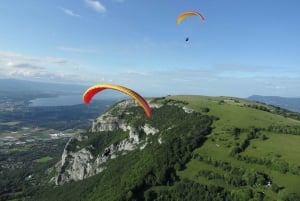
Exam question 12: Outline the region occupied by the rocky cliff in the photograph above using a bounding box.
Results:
[54,99,161,185]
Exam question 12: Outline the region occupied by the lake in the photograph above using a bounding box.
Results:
[29,93,125,107]
[29,95,84,106]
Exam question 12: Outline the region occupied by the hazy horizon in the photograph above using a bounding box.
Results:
[1,78,300,99]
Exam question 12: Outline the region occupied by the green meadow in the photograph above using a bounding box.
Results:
[170,95,300,129]
[170,95,300,199]
[243,132,300,165]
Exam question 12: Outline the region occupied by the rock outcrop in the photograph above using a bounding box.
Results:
[54,99,160,185]
[54,98,194,185]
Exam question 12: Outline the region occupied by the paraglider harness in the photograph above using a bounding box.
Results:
[103,147,111,157]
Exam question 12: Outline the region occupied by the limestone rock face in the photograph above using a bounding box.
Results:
[56,147,95,185]
[91,100,138,132]
[54,99,160,185]
[142,124,159,135]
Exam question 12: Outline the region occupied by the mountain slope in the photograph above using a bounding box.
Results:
[30,96,300,201]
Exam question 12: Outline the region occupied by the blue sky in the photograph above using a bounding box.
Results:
[0,0,299,97]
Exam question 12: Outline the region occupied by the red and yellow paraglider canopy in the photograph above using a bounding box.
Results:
[83,83,152,118]
[176,11,205,24]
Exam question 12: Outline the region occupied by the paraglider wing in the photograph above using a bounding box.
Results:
[83,84,152,118]
[176,11,205,24]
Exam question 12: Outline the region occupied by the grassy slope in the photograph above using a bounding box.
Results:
[169,95,300,198]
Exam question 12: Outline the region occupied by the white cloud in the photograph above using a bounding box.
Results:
[85,0,106,13]
[60,7,81,17]
[6,62,45,70]
[0,51,68,65]
[6,68,87,83]
[0,51,87,84]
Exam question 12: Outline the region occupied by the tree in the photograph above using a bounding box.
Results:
[261,134,268,140]
[232,127,241,137]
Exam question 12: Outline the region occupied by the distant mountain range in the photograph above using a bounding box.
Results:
[248,95,300,112]
[0,78,88,93]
